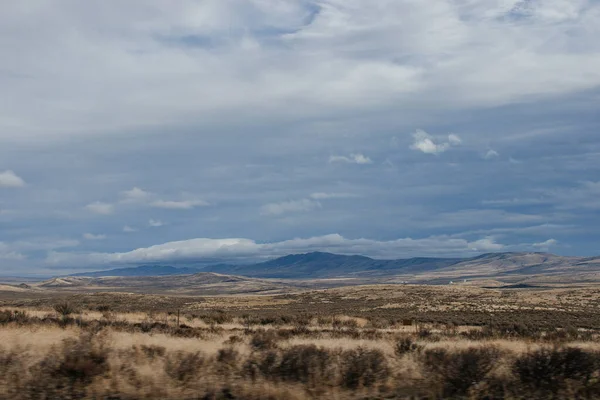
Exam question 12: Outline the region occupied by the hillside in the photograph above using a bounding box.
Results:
[71,265,203,277]
[206,252,462,278]
[73,252,462,279]
[61,251,600,286]
[41,272,302,295]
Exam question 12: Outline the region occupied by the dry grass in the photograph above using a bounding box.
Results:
[2,285,600,398]
[2,307,600,399]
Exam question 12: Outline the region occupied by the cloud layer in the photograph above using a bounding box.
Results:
[47,233,549,268]
[0,1,599,273]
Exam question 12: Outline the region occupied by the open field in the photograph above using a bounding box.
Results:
[2,284,600,399]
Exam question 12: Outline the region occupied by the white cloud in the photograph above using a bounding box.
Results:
[448,134,462,146]
[410,130,461,155]
[123,226,137,233]
[83,233,106,240]
[1,1,600,270]
[151,199,209,209]
[1,238,79,261]
[0,242,26,261]
[45,233,517,267]
[533,238,558,250]
[148,219,164,227]
[120,187,208,210]
[544,181,600,210]
[469,237,504,251]
[0,1,599,142]
[120,187,152,204]
[11,239,80,251]
[452,224,576,238]
[484,149,499,159]
[260,199,321,216]
[0,170,25,188]
[329,153,373,164]
[310,192,357,200]
[481,197,547,206]
[85,202,114,215]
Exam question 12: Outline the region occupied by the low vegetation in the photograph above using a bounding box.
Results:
[2,285,600,398]
[2,299,600,399]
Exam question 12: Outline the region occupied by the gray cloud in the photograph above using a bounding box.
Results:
[329,154,373,164]
[261,199,322,216]
[1,1,599,272]
[1,0,599,143]
[484,149,499,159]
[120,187,152,204]
[85,202,114,215]
[0,170,25,188]
[148,219,164,227]
[83,233,107,240]
[45,232,562,269]
[309,192,358,200]
[150,200,210,210]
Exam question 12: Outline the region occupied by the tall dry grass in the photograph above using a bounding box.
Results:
[2,307,600,399]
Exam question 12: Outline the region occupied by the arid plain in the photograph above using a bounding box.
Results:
[2,258,600,400]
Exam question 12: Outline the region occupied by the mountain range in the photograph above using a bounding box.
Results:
[68,251,600,284]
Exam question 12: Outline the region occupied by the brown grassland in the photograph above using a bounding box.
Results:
[2,284,600,399]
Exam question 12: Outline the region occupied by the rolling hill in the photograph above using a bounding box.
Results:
[62,251,600,286]
[206,252,462,278]
[68,252,463,279]
[70,265,203,277]
[41,272,302,295]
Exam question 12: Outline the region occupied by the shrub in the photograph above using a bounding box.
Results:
[224,334,244,345]
[201,311,233,325]
[513,347,599,395]
[95,305,111,312]
[394,337,422,356]
[27,333,109,398]
[422,346,500,397]
[277,345,335,386]
[243,350,280,381]
[333,318,359,329]
[217,347,239,366]
[54,302,78,317]
[250,330,279,351]
[139,344,166,359]
[54,343,108,383]
[340,348,390,389]
[0,310,29,324]
[0,349,22,377]
[165,351,205,382]
[417,328,433,339]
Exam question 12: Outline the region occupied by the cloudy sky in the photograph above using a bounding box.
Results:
[1,0,599,275]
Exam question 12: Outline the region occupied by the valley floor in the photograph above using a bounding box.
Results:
[2,284,600,399]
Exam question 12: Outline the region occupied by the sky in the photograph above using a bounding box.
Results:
[1,0,600,275]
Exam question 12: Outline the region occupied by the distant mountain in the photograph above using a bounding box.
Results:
[69,252,463,279]
[68,251,600,283]
[204,252,462,278]
[71,265,203,277]
[434,252,572,275]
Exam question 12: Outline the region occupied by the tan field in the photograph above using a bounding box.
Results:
[2,283,600,399]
